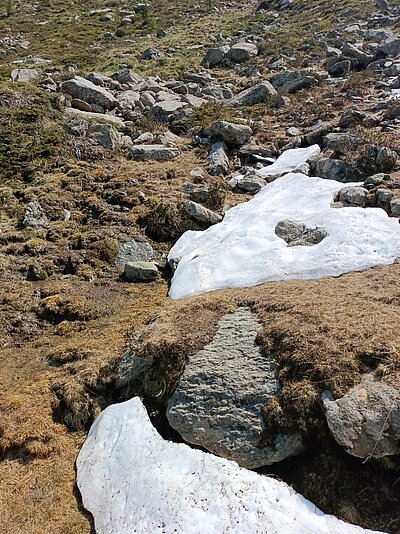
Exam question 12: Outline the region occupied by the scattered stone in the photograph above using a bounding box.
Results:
[22,201,48,228]
[328,59,352,77]
[71,99,92,112]
[124,261,158,282]
[184,201,222,225]
[227,81,277,107]
[148,100,188,122]
[11,69,38,83]
[141,48,161,60]
[339,109,365,129]
[167,308,304,468]
[111,69,144,85]
[304,122,334,146]
[376,147,398,172]
[323,376,400,459]
[364,173,390,188]
[342,43,374,68]
[282,75,318,94]
[116,351,154,389]
[209,141,230,175]
[236,172,267,193]
[61,76,117,110]
[202,46,228,67]
[384,105,400,120]
[376,187,394,211]
[390,197,400,216]
[377,38,400,58]
[64,107,125,129]
[131,144,180,161]
[87,123,133,150]
[207,120,252,145]
[226,42,258,63]
[115,239,154,267]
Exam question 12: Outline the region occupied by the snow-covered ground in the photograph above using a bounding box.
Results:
[77,397,382,534]
[168,149,400,299]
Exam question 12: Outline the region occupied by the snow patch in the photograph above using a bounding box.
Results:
[76,397,381,534]
[168,172,400,299]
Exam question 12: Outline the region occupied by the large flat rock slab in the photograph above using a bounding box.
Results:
[167,307,304,468]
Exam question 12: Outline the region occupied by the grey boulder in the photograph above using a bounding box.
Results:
[227,81,277,107]
[312,158,357,183]
[207,120,252,145]
[323,376,400,459]
[124,261,158,282]
[131,144,180,161]
[337,186,369,207]
[115,239,154,267]
[87,123,133,150]
[167,308,305,468]
[11,69,38,83]
[22,201,48,228]
[61,76,117,110]
[209,141,230,175]
[184,201,222,225]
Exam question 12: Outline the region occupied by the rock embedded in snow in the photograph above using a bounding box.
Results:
[77,396,381,534]
[226,42,259,63]
[236,172,267,193]
[337,186,369,207]
[323,376,400,459]
[167,307,305,468]
[184,201,222,225]
[168,155,400,299]
[275,220,327,246]
[312,158,357,183]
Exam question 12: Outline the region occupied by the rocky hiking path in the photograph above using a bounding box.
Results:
[0,0,400,532]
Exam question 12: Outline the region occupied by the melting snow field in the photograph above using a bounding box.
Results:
[168,169,400,299]
[76,397,382,534]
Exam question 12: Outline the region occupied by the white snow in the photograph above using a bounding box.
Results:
[257,144,320,178]
[77,397,382,534]
[168,171,400,300]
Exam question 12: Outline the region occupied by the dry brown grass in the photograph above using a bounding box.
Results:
[0,278,167,534]
[136,264,400,402]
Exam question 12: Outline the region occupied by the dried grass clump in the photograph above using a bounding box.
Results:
[136,263,400,418]
[37,294,96,324]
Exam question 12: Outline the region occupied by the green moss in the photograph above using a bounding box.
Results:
[0,83,65,182]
